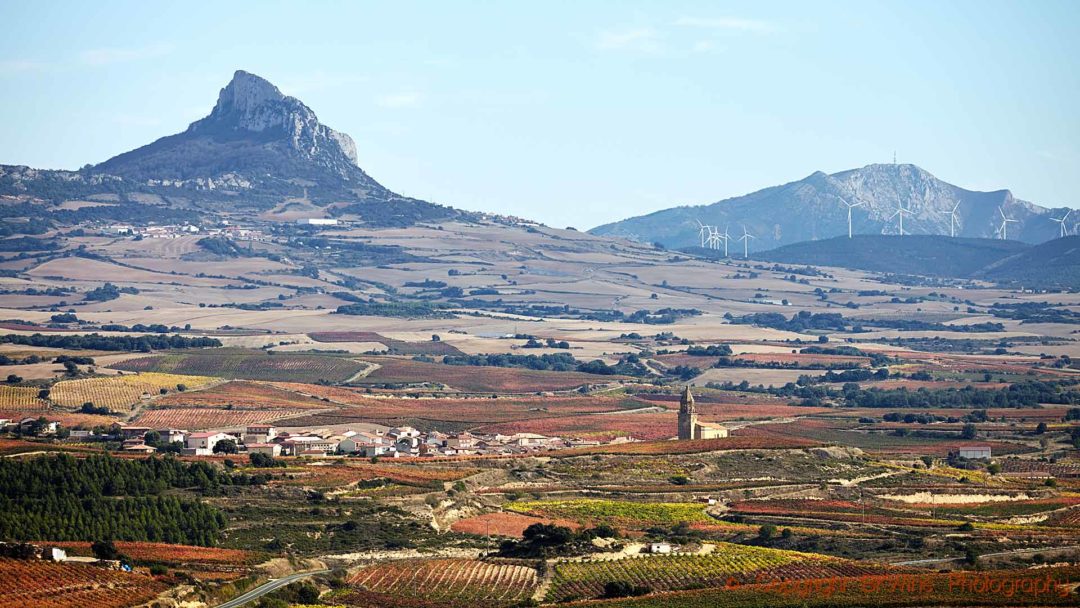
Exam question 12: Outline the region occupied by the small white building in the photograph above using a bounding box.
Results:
[952,446,992,460]
[297,218,339,226]
[184,432,232,456]
[246,443,281,457]
[648,542,673,554]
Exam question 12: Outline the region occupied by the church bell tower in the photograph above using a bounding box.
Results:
[678,385,697,440]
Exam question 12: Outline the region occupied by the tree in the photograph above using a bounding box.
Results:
[213,439,238,454]
[1035,422,1047,435]
[6,374,21,384]
[758,524,777,540]
[987,462,1001,475]
[961,423,977,440]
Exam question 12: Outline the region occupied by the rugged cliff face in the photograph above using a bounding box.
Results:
[591,164,1070,250]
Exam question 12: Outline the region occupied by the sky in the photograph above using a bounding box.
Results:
[1,1,1078,228]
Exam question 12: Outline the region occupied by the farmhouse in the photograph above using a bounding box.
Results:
[184,431,232,456]
[246,443,281,457]
[950,446,992,460]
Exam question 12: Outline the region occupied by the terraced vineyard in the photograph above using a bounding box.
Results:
[547,544,901,602]
[49,373,216,412]
[347,558,538,606]
[0,386,47,410]
[0,557,166,608]
[112,351,365,384]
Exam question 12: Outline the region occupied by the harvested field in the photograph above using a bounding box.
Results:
[356,356,616,392]
[112,351,365,383]
[475,411,677,441]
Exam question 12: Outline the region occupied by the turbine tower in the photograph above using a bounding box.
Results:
[708,226,726,252]
[720,226,731,257]
[696,220,711,248]
[947,200,962,237]
[889,196,910,236]
[997,206,1017,240]
[1051,209,1072,238]
[838,196,863,239]
[737,225,755,258]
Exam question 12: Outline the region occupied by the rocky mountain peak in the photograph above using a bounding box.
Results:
[184,70,358,167]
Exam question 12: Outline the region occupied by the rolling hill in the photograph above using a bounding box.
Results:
[753,234,1079,288]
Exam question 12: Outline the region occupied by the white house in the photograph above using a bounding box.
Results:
[952,446,992,460]
[246,443,281,457]
[297,218,339,226]
[184,432,232,456]
[648,542,673,554]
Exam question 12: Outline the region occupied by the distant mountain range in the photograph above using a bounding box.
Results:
[590,164,1074,251]
[0,70,464,226]
[753,234,1080,289]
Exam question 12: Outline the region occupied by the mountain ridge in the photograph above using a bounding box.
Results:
[590,164,1070,250]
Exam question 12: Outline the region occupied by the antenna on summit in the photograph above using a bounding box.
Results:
[893,151,897,165]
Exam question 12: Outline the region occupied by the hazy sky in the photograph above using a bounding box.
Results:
[2,1,1078,228]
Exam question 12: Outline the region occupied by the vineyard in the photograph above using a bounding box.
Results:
[356,356,615,393]
[563,567,1080,608]
[134,407,309,430]
[276,462,480,489]
[451,512,582,537]
[45,541,257,565]
[507,499,715,529]
[558,434,821,456]
[309,331,465,356]
[347,558,538,606]
[0,386,47,410]
[0,557,166,608]
[153,380,331,410]
[112,351,365,384]
[49,373,216,412]
[546,544,899,602]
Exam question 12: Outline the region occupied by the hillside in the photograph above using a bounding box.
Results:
[977,235,1080,287]
[591,164,1069,251]
[753,234,1079,288]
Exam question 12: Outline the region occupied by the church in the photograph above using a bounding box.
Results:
[677,386,728,440]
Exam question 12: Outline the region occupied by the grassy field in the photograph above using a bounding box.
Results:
[355,356,619,392]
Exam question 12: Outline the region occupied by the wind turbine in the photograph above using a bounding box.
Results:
[1051,209,1072,238]
[696,221,711,248]
[889,196,910,236]
[737,225,755,258]
[838,196,863,239]
[719,226,731,257]
[708,226,725,251]
[997,206,1017,240]
[947,200,962,237]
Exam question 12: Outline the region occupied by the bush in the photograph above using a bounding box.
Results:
[603,581,652,598]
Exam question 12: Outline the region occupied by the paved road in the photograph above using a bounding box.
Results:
[215,569,331,608]
[893,545,1080,567]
